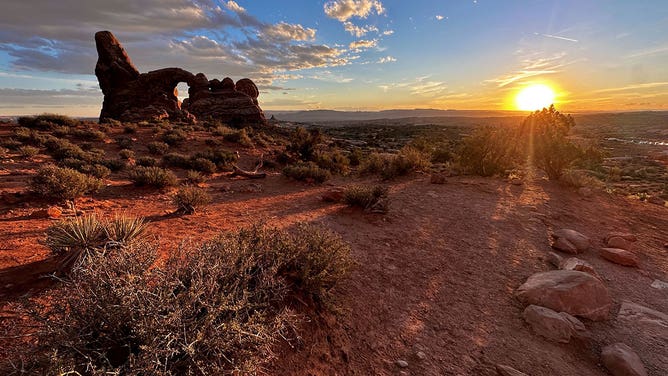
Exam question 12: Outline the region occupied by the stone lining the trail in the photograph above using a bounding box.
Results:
[516,270,612,321]
[551,229,591,254]
[522,305,587,343]
[601,343,648,376]
[599,247,639,267]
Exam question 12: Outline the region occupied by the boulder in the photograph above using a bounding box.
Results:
[515,270,612,321]
[599,248,639,267]
[605,233,638,242]
[522,305,586,343]
[551,229,590,254]
[601,343,647,376]
[236,78,260,104]
[605,233,637,250]
[496,364,528,376]
[617,301,668,340]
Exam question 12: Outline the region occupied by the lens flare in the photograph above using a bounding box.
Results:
[516,84,555,111]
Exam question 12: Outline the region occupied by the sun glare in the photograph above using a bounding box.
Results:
[515,84,555,111]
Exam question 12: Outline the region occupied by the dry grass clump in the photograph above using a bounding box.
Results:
[172,186,211,214]
[18,145,39,158]
[360,146,430,179]
[343,185,389,211]
[16,224,351,375]
[30,164,103,200]
[147,141,170,155]
[17,113,78,130]
[128,166,177,188]
[283,162,332,183]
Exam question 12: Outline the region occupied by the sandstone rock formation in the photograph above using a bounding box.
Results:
[94,31,265,124]
[600,248,639,267]
[515,270,612,321]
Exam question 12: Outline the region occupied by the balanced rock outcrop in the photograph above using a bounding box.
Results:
[516,270,612,321]
[95,31,264,124]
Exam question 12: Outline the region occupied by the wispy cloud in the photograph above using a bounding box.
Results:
[534,33,578,43]
[591,82,668,94]
[625,44,668,59]
[349,39,378,51]
[485,52,575,87]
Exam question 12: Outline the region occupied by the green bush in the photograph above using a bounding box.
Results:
[161,129,187,146]
[147,141,169,155]
[184,170,207,184]
[315,149,350,175]
[172,186,211,214]
[162,152,191,168]
[128,166,177,188]
[359,146,430,179]
[457,127,517,177]
[343,185,388,211]
[283,162,331,183]
[101,159,127,172]
[71,129,106,141]
[192,149,238,168]
[115,136,134,149]
[25,224,350,374]
[44,137,89,161]
[287,127,322,161]
[189,157,217,174]
[224,128,253,147]
[30,165,103,200]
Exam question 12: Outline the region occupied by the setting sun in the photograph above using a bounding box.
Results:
[516,84,556,111]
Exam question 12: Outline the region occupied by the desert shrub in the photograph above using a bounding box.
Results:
[162,152,191,168]
[192,149,238,168]
[184,170,207,184]
[287,127,323,161]
[118,148,135,160]
[128,166,177,188]
[1,138,23,150]
[147,141,169,155]
[283,162,331,183]
[13,127,47,146]
[224,128,253,147]
[18,145,39,158]
[44,214,148,272]
[559,169,604,189]
[44,137,89,161]
[343,185,388,210]
[315,149,350,175]
[607,166,622,182]
[123,124,138,134]
[517,105,581,180]
[205,138,223,147]
[211,124,236,136]
[23,224,350,374]
[115,136,134,149]
[189,157,217,174]
[457,127,517,177]
[59,159,111,178]
[53,125,72,137]
[359,146,430,179]
[101,158,127,172]
[18,113,77,130]
[172,186,211,214]
[410,137,453,163]
[71,128,106,141]
[161,129,187,146]
[348,148,364,166]
[574,144,606,171]
[30,165,103,200]
[136,156,158,167]
[0,146,8,157]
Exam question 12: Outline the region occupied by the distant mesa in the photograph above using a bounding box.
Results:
[94,31,265,124]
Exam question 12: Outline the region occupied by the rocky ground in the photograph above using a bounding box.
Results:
[0,123,667,375]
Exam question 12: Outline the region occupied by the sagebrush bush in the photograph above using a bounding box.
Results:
[457,126,517,177]
[161,129,187,146]
[287,127,323,161]
[185,170,207,184]
[315,149,350,175]
[30,165,103,200]
[343,185,388,211]
[21,224,351,374]
[44,137,89,161]
[136,156,158,167]
[115,136,134,149]
[359,146,430,179]
[128,166,177,188]
[123,124,138,134]
[162,152,191,168]
[101,158,127,172]
[147,141,169,155]
[224,128,253,147]
[18,145,39,157]
[172,186,211,214]
[71,129,106,141]
[189,157,217,174]
[283,162,331,183]
[118,149,135,160]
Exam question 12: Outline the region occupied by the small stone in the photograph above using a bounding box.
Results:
[396,360,408,368]
[416,351,426,360]
[496,364,528,376]
[522,305,586,343]
[601,343,647,376]
[600,248,639,267]
[606,236,634,250]
[560,257,599,278]
[650,279,668,290]
[547,252,564,268]
[46,206,62,219]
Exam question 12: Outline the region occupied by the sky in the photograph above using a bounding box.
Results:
[0,0,667,116]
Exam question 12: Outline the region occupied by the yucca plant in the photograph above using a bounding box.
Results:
[104,214,149,248]
[45,215,106,272]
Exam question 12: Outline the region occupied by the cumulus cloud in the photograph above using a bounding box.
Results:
[263,22,316,41]
[343,22,379,37]
[435,15,445,21]
[377,56,396,63]
[349,39,378,51]
[324,0,385,22]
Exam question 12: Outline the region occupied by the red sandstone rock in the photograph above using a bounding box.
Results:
[600,248,639,267]
[551,229,590,254]
[601,343,648,376]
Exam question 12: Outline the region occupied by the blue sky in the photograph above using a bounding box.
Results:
[1,0,667,116]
